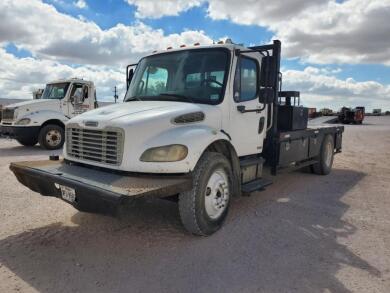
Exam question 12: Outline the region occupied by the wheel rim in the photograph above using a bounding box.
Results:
[324,141,333,167]
[45,129,62,147]
[204,169,229,219]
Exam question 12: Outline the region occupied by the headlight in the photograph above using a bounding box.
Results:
[15,118,31,125]
[140,144,188,162]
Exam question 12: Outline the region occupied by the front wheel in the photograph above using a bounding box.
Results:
[38,124,65,150]
[179,152,233,236]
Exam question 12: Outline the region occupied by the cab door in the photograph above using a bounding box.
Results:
[229,53,268,156]
[67,83,90,117]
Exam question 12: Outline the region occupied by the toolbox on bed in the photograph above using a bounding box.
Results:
[277,91,308,131]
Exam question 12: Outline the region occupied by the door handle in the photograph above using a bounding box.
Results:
[258,117,265,133]
[237,104,266,113]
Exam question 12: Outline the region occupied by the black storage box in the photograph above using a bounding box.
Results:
[278,105,308,131]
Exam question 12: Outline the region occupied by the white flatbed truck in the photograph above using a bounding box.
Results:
[10,41,344,235]
[1,78,98,149]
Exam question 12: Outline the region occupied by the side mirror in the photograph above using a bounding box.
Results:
[259,88,274,104]
[127,68,134,90]
[260,56,276,87]
[82,85,88,100]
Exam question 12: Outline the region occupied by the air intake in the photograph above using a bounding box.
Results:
[173,112,205,124]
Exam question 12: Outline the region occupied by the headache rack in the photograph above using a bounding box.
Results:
[66,124,124,166]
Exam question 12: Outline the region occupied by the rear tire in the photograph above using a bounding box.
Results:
[178,152,232,236]
[38,124,65,150]
[312,134,334,175]
[16,136,37,146]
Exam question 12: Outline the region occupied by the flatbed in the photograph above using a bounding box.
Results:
[9,40,346,235]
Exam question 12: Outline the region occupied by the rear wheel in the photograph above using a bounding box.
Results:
[38,124,65,150]
[312,134,334,175]
[16,136,37,146]
[179,152,232,236]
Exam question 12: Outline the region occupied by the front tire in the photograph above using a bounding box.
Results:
[312,134,334,175]
[179,152,233,236]
[38,124,65,150]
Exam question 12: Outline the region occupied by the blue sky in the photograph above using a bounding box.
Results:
[1,0,389,110]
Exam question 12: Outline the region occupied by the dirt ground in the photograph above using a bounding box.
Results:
[0,116,389,293]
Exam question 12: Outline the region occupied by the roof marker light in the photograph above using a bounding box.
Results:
[180,44,186,48]
[194,42,200,46]
[167,46,173,50]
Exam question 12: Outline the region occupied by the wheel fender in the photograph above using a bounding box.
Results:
[141,125,231,172]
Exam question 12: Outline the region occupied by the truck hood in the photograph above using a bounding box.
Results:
[5,99,58,110]
[70,101,221,128]
[64,100,224,173]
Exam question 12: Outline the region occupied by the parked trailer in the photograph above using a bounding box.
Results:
[10,40,344,235]
[320,108,333,116]
[308,107,317,118]
[338,106,365,124]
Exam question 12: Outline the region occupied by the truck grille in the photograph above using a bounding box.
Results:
[2,108,15,122]
[66,125,124,165]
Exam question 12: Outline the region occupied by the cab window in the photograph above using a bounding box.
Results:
[70,84,88,104]
[41,83,70,100]
[137,66,168,95]
[234,57,258,102]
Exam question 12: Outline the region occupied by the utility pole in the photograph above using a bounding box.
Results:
[113,86,118,103]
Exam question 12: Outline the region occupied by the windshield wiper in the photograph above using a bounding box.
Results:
[158,93,195,103]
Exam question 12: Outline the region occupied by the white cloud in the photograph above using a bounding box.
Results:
[283,67,390,110]
[272,0,390,65]
[1,47,388,110]
[0,0,213,65]
[0,48,125,102]
[125,0,390,66]
[74,0,87,9]
[0,0,389,110]
[126,0,203,18]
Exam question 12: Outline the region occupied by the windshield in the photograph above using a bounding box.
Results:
[125,49,230,104]
[41,82,70,100]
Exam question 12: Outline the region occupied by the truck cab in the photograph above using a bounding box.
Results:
[10,41,344,235]
[1,78,97,149]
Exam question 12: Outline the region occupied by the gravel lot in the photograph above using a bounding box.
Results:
[0,116,389,292]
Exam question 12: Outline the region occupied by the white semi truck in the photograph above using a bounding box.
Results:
[10,41,344,235]
[1,78,98,149]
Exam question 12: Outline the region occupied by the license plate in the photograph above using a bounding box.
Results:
[59,185,76,202]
